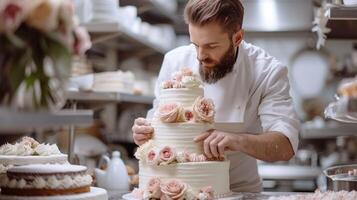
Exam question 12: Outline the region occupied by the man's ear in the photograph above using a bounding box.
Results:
[232,29,244,47]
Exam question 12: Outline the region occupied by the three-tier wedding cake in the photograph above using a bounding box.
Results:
[133,68,231,200]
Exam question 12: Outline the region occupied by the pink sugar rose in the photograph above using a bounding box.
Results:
[193,96,215,123]
[146,178,162,199]
[189,153,207,162]
[180,67,193,77]
[161,180,187,200]
[147,149,159,165]
[159,103,181,123]
[172,72,183,82]
[173,81,183,89]
[159,146,176,165]
[184,109,194,122]
[196,186,214,200]
[20,136,39,148]
[162,80,174,89]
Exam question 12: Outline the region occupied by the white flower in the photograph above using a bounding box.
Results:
[134,140,155,162]
[15,143,34,156]
[181,75,202,88]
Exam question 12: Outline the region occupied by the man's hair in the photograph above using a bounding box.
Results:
[184,0,244,35]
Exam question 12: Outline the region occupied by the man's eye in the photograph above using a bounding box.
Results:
[208,46,217,49]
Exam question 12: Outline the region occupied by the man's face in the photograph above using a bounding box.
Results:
[189,22,238,84]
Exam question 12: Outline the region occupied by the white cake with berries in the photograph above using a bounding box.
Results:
[133,68,231,200]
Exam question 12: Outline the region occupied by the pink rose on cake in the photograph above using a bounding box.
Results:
[176,150,190,163]
[146,149,160,165]
[161,180,187,200]
[193,97,215,123]
[146,178,162,199]
[172,71,183,82]
[180,67,193,77]
[19,136,39,148]
[159,146,176,165]
[196,186,214,200]
[161,80,174,89]
[131,188,144,199]
[159,103,183,123]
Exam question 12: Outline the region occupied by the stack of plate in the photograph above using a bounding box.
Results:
[91,0,119,22]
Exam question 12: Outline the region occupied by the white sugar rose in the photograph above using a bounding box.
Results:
[146,178,162,199]
[134,140,155,162]
[196,186,214,200]
[34,144,61,156]
[20,136,39,148]
[176,150,190,163]
[181,76,201,88]
[15,143,34,156]
[192,96,215,123]
[0,143,16,155]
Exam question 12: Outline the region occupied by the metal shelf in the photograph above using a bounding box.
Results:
[327,5,357,20]
[82,21,168,55]
[0,108,93,132]
[301,121,357,139]
[65,91,154,105]
[120,0,178,24]
[325,4,357,38]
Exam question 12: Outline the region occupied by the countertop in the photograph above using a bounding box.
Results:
[108,191,309,200]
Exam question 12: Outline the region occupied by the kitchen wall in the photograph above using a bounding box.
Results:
[245,32,357,119]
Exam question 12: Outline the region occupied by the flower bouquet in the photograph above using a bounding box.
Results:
[0,0,91,111]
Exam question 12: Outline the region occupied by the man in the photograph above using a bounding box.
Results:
[132,0,300,192]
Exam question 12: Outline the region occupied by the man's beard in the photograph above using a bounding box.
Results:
[199,45,236,84]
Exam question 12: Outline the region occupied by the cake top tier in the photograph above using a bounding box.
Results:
[160,67,202,90]
[0,137,62,156]
[7,164,87,175]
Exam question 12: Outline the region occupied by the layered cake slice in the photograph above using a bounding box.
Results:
[0,164,92,196]
[0,137,68,175]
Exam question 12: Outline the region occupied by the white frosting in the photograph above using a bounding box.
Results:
[139,161,231,198]
[34,144,61,156]
[0,174,92,189]
[0,187,108,200]
[0,154,68,166]
[181,76,202,88]
[158,88,204,108]
[0,144,18,155]
[8,164,87,174]
[151,122,213,154]
[15,143,35,156]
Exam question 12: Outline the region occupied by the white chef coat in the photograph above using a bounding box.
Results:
[147,40,300,192]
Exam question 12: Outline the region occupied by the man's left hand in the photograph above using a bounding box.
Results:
[193,130,242,159]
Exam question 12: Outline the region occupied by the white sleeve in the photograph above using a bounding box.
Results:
[146,53,177,119]
[258,64,300,154]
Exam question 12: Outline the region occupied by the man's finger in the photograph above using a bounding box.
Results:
[132,125,154,134]
[209,135,224,158]
[217,137,229,157]
[193,130,212,142]
[203,133,217,158]
[135,118,150,126]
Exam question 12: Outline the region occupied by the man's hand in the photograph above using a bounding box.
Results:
[193,130,242,159]
[132,118,154,146]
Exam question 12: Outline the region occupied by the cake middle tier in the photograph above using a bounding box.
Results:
[139,161,231,198]
[152,122,213,154]
[159,87,204,108]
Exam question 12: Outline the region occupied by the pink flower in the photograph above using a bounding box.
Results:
[158,103,181,123]
[147,149,159,165]
[161,180,187,200]
[159,146,176,165]
[162,80,174,89]
[184,109,194,122]
[146,178,162,199]
[193,96,215,123]
[131,188,144,199]
[73,26,91,55]
[176,150,190,163]
[172,72,183,82]
[0,1,26,33]
[189,153,207,162]
[196,186,214,200]
[173,81,182,89]
[180,67,193,77]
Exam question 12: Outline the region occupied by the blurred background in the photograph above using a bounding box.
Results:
[1,0,357,193]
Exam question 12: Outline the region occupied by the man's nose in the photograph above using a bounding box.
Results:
[197,47,208,61]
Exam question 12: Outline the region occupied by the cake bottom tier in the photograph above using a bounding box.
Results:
[139,161,231,198]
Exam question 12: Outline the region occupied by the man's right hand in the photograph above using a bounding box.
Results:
[132,117,154,146]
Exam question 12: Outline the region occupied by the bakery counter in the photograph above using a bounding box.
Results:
[107,191,308,200]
